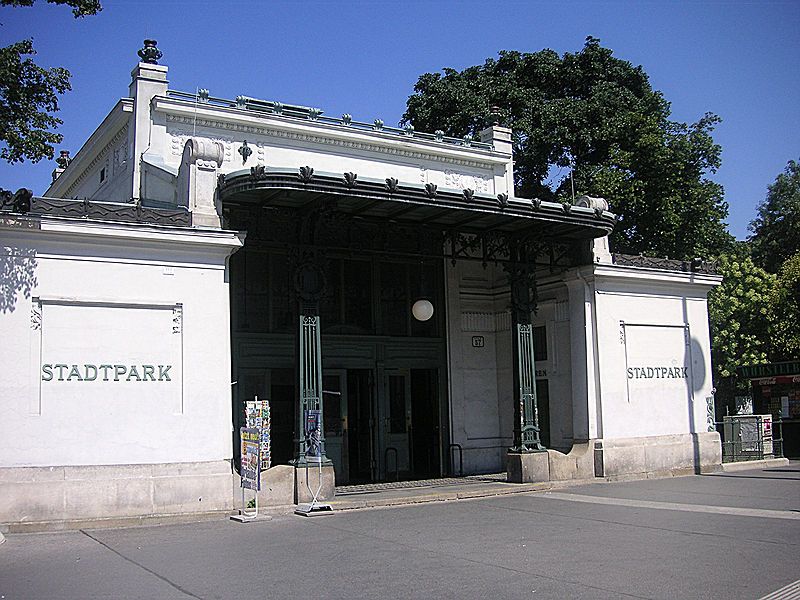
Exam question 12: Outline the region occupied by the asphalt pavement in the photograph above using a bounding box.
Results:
[1,462,798,600]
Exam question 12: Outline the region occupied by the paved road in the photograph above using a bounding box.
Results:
[2,463,798,600]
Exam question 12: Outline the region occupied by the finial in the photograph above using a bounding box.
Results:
[489,106,501,126]
[138,39,162,65]
[55,150,71,169]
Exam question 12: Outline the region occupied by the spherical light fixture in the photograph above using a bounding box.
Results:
[411,298,434,322]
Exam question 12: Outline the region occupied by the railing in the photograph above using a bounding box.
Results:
[715,415,784,463]
[166,89,494,151]
[448,443,463,477]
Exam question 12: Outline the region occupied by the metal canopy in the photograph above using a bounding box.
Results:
[218,167,615,241]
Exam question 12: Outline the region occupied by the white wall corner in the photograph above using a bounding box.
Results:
[565,271,601,441]
[177,138,225,228]
[592,236,613,264]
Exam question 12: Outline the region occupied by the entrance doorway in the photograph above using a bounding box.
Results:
[323,367,441,485]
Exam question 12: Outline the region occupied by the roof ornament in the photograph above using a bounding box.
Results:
[55,150,71,169]
[238,140,252,164]
[489,105,501,126]
[198,89,209,103]
[0,188,32,214]
[341,113,352,126]
[343,172,358,188]
[385,177,399,193]
[138,39,162,65]
[575,195,609,212]
[403,124,414,136]
[298,166,314,184]
[373,119,384,131]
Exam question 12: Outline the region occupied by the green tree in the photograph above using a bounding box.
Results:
[0,0,101,164]
[403,37,734,260]
[771,252,800,361]
[749,159,800,273]
[708,248,777,383]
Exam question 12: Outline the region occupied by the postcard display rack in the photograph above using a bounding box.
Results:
[231,397,271,522]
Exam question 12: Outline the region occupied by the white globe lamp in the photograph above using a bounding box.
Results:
[411,298,434,322]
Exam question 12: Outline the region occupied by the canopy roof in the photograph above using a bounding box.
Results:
[218,167,615,241]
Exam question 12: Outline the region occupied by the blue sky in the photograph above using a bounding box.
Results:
[1,0,798,240]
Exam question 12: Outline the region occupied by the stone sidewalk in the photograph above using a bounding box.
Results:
[1,460,797,600]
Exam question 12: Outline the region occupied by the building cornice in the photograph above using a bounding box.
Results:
[569,262,722,290]
[45,99,133,198]
[1,212,244,256]
[154,97,509,170]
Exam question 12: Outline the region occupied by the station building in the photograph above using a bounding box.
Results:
[0,44,722,527]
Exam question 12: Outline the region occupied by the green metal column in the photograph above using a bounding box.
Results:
[298,312,326,461]
[293,255,329,464]
[513,322,543,451]
[508,243,544,453]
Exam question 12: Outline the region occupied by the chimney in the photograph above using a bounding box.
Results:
[479,108,514,196]
[129,40,169,201]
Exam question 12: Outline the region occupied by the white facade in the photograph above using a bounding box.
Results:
[0,52,722,528]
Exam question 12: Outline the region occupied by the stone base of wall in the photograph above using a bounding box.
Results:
[547,441,596,480]
[1,460,235,530]
[595,432,722,479]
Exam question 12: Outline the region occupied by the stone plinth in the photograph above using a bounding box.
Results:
[294,463,335,504]
[256,465,295,507]
[506,451,550,483]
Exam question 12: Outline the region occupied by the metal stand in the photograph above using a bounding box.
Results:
[230,485,258,522]
[295,457,333,517]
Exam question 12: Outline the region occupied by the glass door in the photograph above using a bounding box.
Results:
[380,369,412,480]
[322,370,348,484]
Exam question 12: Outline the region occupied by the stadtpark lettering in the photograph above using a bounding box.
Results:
[41,363,172,382]
[627,366,688,380]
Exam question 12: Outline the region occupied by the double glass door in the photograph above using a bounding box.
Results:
[323,368,440,485]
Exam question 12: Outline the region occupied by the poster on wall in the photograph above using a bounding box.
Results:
[623,324,692,405]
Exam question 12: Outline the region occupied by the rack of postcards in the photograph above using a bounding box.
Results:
[245,397,271,472]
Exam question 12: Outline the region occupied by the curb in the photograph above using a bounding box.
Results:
[721,457,790,472]
[329,478,597,512]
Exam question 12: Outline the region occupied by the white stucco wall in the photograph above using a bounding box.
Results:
[568,264,720,443]
[0,216,243,468]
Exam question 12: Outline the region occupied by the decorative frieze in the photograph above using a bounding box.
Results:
[554,300,569,323]
[172,303,183,334]
[444,169,491,193]
[164,114,497,170]
[461,311,511,332]
[31,300,42,330]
